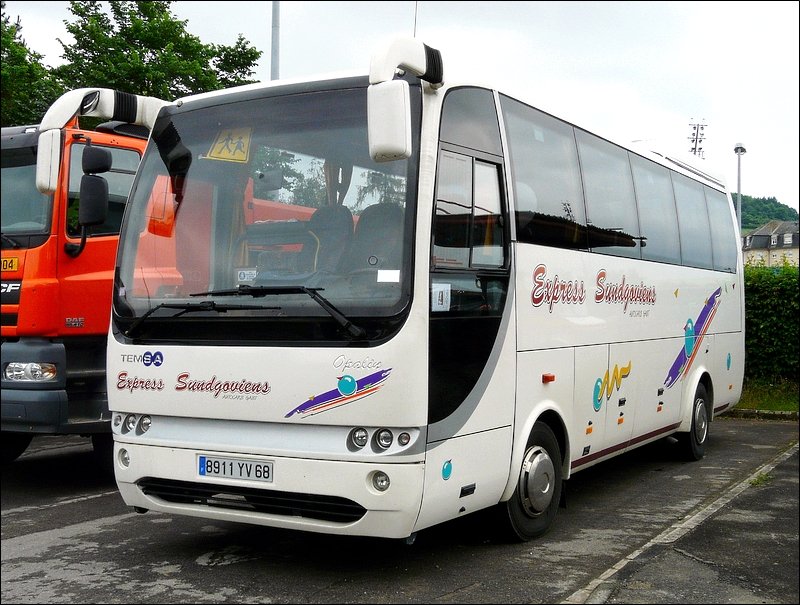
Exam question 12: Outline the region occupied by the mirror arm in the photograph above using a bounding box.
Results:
[65,228,88,258]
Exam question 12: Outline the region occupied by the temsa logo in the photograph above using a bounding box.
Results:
[120,351,164,366]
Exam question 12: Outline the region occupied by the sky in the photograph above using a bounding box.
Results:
[5,1,799,212]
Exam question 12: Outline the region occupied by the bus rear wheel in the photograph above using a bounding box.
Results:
[496,422,562,542]
[679,383,709,461]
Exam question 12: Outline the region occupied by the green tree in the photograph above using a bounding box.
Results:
[1,1,65,126]
[740,194,799,232]
[355,172,406,211]
[51,1,261,100]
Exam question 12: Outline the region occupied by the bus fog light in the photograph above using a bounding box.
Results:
[123,414,137,433]
[376,429,393,450]
[398,432,411,446]
[138,415,152,433]
[4,362,57,382]
[372,471,390,492]
[119,448,130,467]
[350,427,369,449]
[113,414,123,428]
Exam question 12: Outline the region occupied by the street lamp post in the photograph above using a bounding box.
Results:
[734,143,746,233]
[271,1,280,80]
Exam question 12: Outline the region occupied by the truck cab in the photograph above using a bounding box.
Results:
[1,119,147,464]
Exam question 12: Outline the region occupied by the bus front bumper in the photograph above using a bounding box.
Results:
[114,441,426,540]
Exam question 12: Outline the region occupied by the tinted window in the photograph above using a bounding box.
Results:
[705,187,738,272]
[630,154,681,264]
[433,150,472,269]
[576,130,641,258]
[500,95,587,249]
[673,173,713,269]
[433,151,505,269]
[440,88,502,156]
[472,161,504,267]
[68,144,140,236]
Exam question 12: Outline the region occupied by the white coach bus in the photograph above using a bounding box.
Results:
[59,38,743,541]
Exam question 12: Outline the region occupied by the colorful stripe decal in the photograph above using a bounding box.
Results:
[664,288,721,389]
[285,369,392,418]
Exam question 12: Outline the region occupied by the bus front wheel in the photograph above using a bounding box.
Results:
[496,422,562,542]
[679,383,709,461]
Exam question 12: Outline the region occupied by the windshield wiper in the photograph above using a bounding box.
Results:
[1,233,22,249]
[124,299,280,338]
[191,285,366,339]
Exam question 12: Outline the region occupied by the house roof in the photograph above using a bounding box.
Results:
[747,220,799,236]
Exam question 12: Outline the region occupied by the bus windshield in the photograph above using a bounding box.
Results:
[1,143,52,240]
[114,82,419,343]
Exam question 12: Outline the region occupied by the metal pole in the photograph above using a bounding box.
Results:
[271,1,280,80]
[734,143,746,233]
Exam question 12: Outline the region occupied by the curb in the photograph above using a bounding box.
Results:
[722,408,799,421]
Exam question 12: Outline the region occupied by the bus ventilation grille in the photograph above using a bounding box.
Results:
[137,477,366,523]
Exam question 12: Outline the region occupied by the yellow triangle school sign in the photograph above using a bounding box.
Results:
[207,128,252,162]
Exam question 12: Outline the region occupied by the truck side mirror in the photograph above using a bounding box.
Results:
[78,145,111,227]
[65,145,111,257]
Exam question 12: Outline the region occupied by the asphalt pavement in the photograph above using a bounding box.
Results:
[565,410,799,605]
[2,411,797,604]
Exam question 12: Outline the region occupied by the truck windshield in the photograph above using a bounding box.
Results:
[1,145,52,241]
[114,80,420,344]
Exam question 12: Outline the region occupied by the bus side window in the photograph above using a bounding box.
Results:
[630,154,681,265]
[576,129,641,258]
[673,173,714,269]
[499,94,589,250]
[432,152,505,273]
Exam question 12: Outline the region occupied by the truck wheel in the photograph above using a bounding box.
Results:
[1,432,33,465]
[496,422,562,541]
[679,383,709,461]
[91,434,115,476]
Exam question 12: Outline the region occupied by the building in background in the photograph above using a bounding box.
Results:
[742,220,800,266]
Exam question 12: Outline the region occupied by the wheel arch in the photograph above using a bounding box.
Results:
[679,369,714,433]
[501,404,569,501]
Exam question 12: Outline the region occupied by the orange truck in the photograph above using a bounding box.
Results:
[1,91,152,465]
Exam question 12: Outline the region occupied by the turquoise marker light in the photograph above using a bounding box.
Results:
[442,459,452,480]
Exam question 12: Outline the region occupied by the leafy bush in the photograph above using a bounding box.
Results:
[744,260,799,380]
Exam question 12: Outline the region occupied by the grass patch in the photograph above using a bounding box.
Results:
[736,377,799,412]
[749,472,774,487]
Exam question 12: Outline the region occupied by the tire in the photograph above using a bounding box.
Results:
[496,422,563,542]
[1,432,33,465]
[679,383,709,461]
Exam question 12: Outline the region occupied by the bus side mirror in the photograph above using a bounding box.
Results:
[367,79,411,162]
[36,129,61,194]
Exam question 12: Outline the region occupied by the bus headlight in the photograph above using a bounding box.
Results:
[4,362,57,382]
[123,414,138,433]
[375,428,393,450]
[350,427,369,449]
